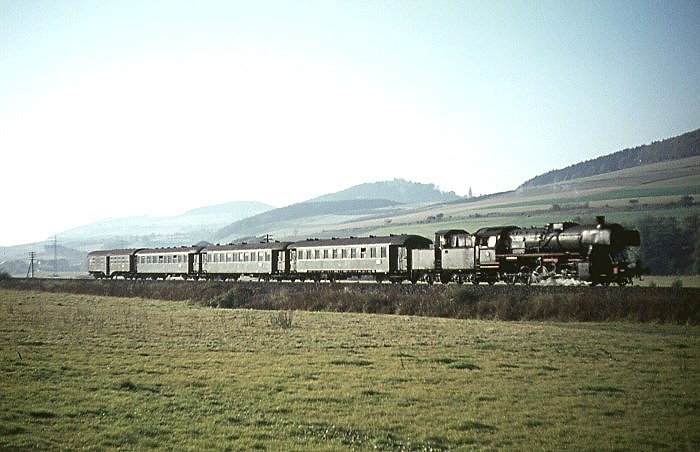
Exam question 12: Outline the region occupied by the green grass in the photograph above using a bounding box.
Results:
[1,289,699,450]
[641,275,700,288]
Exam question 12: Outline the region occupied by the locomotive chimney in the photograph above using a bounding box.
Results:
[596,215,605,226]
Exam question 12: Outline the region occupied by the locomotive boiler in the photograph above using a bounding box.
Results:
[486,216,643,285]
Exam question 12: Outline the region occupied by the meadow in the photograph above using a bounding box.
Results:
[1,288,698,450]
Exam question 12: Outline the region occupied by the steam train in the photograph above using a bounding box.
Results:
[88,216,645,285]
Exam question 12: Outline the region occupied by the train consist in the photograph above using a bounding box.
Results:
[88,216,645,285]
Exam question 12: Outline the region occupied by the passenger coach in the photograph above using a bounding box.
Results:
[201,242,293,280]
[290,234,432,282]
[88,249,141,279]
[134,246,203,279]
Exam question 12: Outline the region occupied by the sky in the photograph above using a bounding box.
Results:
[1,0,699,246]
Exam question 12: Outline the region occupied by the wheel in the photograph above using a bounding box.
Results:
[517,266,531,285]
[531,265,550,284]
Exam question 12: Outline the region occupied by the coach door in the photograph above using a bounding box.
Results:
[272,250,283,274]
[392,246,409,273]
[190,253,200,275]
[288,250,296,273]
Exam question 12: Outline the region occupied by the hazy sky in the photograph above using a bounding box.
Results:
[1,0,699,246]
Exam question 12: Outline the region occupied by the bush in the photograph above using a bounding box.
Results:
[213,287,255,309]
[0,271,12,281]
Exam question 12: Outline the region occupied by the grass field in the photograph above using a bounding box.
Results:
[1,289,699,450]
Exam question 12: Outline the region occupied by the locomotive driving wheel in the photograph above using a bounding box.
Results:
[518,266,532,285]
[531,264,553,284]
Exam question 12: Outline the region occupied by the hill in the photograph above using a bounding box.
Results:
[213,179,460,243]
[52,201,274,249]
[309,179,460,204]
[519,128,700,188]
[213,199,402,242]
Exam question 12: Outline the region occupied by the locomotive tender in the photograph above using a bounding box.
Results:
[88,216,644,285]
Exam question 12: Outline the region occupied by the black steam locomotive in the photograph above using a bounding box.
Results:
[89,216,645,285]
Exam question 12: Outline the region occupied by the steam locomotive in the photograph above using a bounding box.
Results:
[88,216,645,285]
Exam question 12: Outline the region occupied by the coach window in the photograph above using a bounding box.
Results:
[250,252,256,261]
[351,248,357,258]
[226,253,232,263]
[380,247,387,258]
[159,255,164,264]
[265,251,271,261]
[342,248,348,259]
[370,247,377,258]
[323,249,329,259]
[360,247,367,258]
[332,249,338,259]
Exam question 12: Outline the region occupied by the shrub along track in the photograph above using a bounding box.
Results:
[1,278,698,323]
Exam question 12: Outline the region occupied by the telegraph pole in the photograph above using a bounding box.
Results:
[26,252,36,278]
[53,236,58,277]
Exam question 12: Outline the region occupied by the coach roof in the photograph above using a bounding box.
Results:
[88,249,142,257]
[291,234,432,248]
[136,246,203,254]
[203,242,293,252]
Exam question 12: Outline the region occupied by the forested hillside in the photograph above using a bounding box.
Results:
[520,128,700,188]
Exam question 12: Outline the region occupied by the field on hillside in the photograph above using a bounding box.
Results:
[1,289,698,450]
[359,156,700,238]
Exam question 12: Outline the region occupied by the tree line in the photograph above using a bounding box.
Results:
[634,215,699,275]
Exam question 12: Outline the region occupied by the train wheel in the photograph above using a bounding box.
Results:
[531,265,550,284]
[518,266,532,285]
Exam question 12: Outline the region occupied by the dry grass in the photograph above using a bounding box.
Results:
[2,278,699,324]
